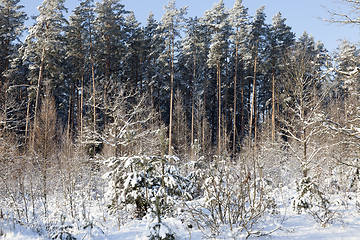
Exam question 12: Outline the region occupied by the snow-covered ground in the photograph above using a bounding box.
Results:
[2,194,360,240]
[1,159,359,240]
[2,214,360,240]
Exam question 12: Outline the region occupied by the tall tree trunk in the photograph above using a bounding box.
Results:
[224,55,229,153]
[32,45,46,149]
[191,41,196,157]
[67,77,75,140]
[89,15,96,134]
[249,39,258,149]
[139,56,143,94]
[217,60,221,156]
[233,43,238,157]
[25,94,31,148]
[1,10,11,133]
[203,68,207,153]
[271,58,276,142]
[103,33,111,126]
[240,60,244,143]
[76,77,80,137]
[148,57,154,107]
[80,46,84,146]
[168,29,175,156]
[2,39,10,134]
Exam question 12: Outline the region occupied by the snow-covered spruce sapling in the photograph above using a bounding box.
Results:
[49,225,76,240]
[293,176,340,227]
[104,155,192,219]
[148,224,177,240]
[147,196,177,240]
[47,214,76,240]
[294,177,328,212]
[81,218,105,239]
[104,155,155,218]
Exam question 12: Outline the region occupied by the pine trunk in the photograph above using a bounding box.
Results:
[191,41,196,157]
[271,59,276,142]
[168,29,175,156]
[249,39,258,148]
[32,45,46,149]
[233,43,238,157]
[202,68,207,153]
[80,46,84,146]
[218,60,221,156]
[89,15,96,134]
[240,60,244,142]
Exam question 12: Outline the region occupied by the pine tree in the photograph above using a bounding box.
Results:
[334,40,360,98]
[248,5,267,148]
[197,17,213,153]
[0,0,27,132]
[229,0,249,154]
[65,0,92,142]
[95,0,127,80]
[159,0,187,156]
[94,0,127,128]
[268,12,294,141]
[123,11,144,92]
[204,0,229,155]
[180,16,209,157]
[143,12,162,108]
[0,0,27,89]
[65,11,83,140]
[77,0,96,141]
[23,0,67,149]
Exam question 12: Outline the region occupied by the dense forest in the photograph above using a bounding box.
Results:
[1,0,360,239]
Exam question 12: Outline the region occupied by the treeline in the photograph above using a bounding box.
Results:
[1,0,360,236]
[0,0,330,157]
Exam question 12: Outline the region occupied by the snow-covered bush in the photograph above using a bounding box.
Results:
[184,158,278,239]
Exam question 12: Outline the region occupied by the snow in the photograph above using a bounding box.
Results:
[0,225,45,240]
[269,214,360,240]
[2,152,360,240]
[2,195,360,240]
[2,216,359,240]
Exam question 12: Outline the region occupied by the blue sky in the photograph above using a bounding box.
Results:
[20,0,359,52]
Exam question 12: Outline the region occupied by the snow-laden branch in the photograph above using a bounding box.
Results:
[327,66,360,77]
[324,118,360,140]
